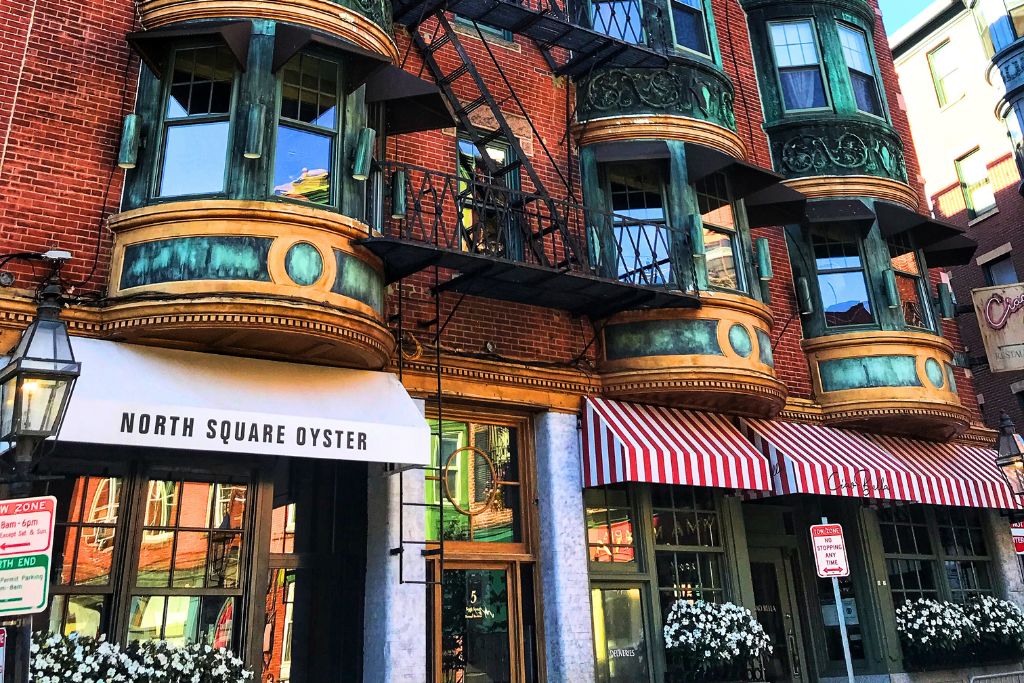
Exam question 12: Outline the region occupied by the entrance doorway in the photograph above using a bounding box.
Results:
[748,548,807,683]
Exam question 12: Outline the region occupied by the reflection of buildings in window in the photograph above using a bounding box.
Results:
[84,476,119,550]
[888,239,928,329]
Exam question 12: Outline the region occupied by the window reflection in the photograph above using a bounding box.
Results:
[813,232,873,326]
[592,587,649,683]
[888,236,929,329]
[697,172,740,291]
[586,486,636,563]
[273,54,339,205]
[607,162,673,286]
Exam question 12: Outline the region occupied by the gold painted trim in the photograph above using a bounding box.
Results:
[783,175,920,210]
[137,0,399,62]
[571,115,746,160]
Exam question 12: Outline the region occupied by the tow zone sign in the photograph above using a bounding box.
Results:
[0,496,56,616]
[811,523,850,578]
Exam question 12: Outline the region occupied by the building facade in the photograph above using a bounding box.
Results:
[0,0,1022,682]
[892,0,1024,429]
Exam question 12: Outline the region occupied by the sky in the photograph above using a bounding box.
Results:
[878,0,936,35]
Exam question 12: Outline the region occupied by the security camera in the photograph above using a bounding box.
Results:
[40,250,73,262]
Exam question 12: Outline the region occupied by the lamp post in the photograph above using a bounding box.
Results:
[0,269,80,683]
[996,411,1024,500]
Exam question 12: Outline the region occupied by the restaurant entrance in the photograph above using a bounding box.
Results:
[749,547,808,682]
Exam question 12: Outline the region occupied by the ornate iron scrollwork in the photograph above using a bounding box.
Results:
[771,122,907,182]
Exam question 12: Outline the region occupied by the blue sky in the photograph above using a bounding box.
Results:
[878,0,935,35]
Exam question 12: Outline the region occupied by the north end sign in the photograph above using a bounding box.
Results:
[973,284,1024,372]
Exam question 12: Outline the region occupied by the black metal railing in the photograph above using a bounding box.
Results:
[369,161,692,291]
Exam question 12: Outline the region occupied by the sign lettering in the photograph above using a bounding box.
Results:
[973,285,1024,373]
[0,496,56,616]
[810,523,850,578]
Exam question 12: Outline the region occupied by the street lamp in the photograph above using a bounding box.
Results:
[0,273,80,496]
[996,411,1024,498]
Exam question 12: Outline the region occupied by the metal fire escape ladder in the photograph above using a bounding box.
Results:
[410,12,584,270]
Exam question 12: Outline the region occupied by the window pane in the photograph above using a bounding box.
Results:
[172,531,209,588]
[838,24,873,74]
[159,121,230,197]
[672,1,708,54]
[263,569,300,682]
[987,256,1018,285]
[780,68,827,110]
[441,569,512,682]
[851,72,881,116]
[279,54,339,129]
[166,46,233,119]
[703,228,739,290]
[957,150,997,215]
[770,21,820,67]
[47,594,107,638]
[890,240,928,328]
[608,162,672,286]
[928,42,963,106]
[591,0,645,44]
[273,126,332,204]
[128,595,167,643]
[819,272,873,326]
[586,487,636,563]
[592,587,649,683]
[200,596,235,649]
[163,595,201,646]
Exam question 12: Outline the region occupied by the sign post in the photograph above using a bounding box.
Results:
[812,519,854,683]
[0,495,58,683]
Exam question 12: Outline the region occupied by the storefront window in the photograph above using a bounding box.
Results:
[812,231,873,327]
[586,486,636,564]
[273,54,340,205]
[696,172,741,291]
[159,46,234,197]
[427,419,522,543]
[650,486,724,615]
[816,576,865,662]
[592,587,650,683]
[878,505,992,605]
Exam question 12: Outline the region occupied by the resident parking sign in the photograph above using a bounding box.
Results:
[810,524,850,578]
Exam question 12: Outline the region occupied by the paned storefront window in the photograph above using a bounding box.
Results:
[696,172,741,291]
[592,586,651,683]
[768,20,828,111]
[878,505,992,605]
[812,231,873,327]
[586,485,637,564]
[273,54,341,205]
[159,46,235,197]
[650,486,724,615]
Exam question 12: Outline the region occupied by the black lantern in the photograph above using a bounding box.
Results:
[996,411,1024,498]
[0,278,80,445]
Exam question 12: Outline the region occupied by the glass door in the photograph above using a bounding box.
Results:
[749,548,807,683]
[436,565,515,683]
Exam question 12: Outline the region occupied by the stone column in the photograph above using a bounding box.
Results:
[986,510,1024,609]
[535,410,596,683]
[363,400,427,683]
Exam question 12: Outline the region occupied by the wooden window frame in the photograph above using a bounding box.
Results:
[956,148,997,219]
[926,40,961,109]
[835,22,886,121]
[666,0,712,59]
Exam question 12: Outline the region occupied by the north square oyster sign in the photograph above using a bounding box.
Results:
[973,284,1024,372]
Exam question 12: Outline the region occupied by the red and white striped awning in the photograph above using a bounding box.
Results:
[741,419,925,503]
[865,435,1018,510]
[581,398,772,491]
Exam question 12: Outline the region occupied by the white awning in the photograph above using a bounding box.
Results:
[52,337,429,465]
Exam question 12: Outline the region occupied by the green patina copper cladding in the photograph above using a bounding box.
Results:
[756,328,774,368]
[819,355,922,392]
[576,61,736,130]
[120,236,273,289]
[769,120,907,182]
[332,249,383,314]
[604,319,723,361]
[285,242,324,286]
[944,363,958,394]
[741,0,907,183]
[924,358,944,389]
[729,324,753,358]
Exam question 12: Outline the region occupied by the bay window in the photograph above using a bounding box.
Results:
[696,172,742,291]
[887,234,932,330]
[670,0,710,55]
[768,20,828,111]
[158,46,235,197]
[606,162,674,286]
[837,24,882,117]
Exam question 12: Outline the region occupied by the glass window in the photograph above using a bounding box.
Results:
[130,479,247,647]
[457,137,521,258]
[837,24,882,117]
[454,15,514,41]
[696,172,741,291]
[956,149,997,218]
[606,162,673,286]
[812,232,873,326]
[586,486,637,564]
[670,0,709,55]
[649,486,724,616]
[878,505,993,606]
[888,235,931,329]
[273,53,340,205]
[986,255,1018,285]
[592,587,650,683]
[159,46,234,197]
[927,41,963,107]
[591,0,645,44]
[768,20,828,111]
[427,419,523,543]
[440,569,513,682]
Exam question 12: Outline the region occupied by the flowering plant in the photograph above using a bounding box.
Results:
[964,595,1024,657]
[662,599,772,672]
[32,632,255,683]
[895,598,977,658]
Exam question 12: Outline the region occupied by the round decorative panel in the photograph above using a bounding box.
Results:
[443,446,498,517]
[728,324,753,358]
[925,358,944,389]
[284,242,323,286]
